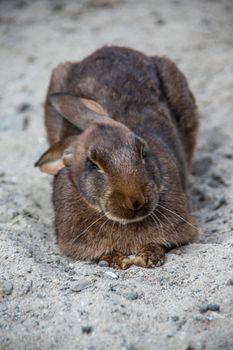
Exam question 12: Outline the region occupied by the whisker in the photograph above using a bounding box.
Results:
[157,204,197,230]
[151,215,159,229]
[96,218,109,237]
[149,213,159,230]
[156,207,180,238]
[110,220,115,237]
[71,213,106,244]
[156,208,174,227]
[152,212,165,236]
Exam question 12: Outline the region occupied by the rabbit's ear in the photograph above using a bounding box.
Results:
[48,93,109,130]
[35,138,75,175]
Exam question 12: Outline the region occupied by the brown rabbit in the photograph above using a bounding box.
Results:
[35,46,199,269]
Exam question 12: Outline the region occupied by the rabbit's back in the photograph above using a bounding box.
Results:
[67,46,161,111]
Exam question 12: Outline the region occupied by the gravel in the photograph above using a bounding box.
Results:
[226,279,233,286]
[125,291,139,300]
[98,260,109,267]
[0,303,8,312]
[0,281,13,297]
[104,271,119,279]
[70,279,95,292]
[199,303,220,313]
[81,326,93,334]
[171,315,179,322]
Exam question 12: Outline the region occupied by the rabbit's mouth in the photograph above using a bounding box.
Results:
[103,210,154,225]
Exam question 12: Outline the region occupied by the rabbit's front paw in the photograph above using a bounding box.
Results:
[134,243,165,268]
[100,251,133,270]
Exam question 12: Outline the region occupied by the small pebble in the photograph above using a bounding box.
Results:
[0,281,13,296]
[109,283,117,292]
[26,266,32,273]
[211,173,226,186]
[68,270,76,276]
[200,303,220,313]
[167,333,174,338]
[206,315,213,321]
[23,281,33,295]
[171,315,179,322]
[22,116,30,131]
[174,249,182,255]
[98,260,109,267]
[52,3,64,12]
[104,271,119,279]
[17,103,31,113]
[194,315,202,322]
[81,325,93,334]
[126,291,138,300]
[70,279,94,292]
[0,303,8,312]
[27,56,37,63]
[157,18,166,26]
[225,153,233,159]
[213,197,227,210]
[27,249,33,258]
[15,0,27,10]
[226,279,233,286]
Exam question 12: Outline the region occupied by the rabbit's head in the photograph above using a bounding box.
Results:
[35,94,161,224]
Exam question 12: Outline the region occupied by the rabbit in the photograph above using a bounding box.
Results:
[35,46,199,269]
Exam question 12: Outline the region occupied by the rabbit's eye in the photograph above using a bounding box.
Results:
[141,147,149,160]
[86,158,100,170]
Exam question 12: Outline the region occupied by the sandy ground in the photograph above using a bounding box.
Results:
[0,0,233,349]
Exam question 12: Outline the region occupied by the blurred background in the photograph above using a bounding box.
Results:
[1,0,232,136]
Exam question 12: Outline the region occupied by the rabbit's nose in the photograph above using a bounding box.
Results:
[124,196,145,212]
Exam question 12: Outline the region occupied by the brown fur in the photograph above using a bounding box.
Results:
[35,46,199,269]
